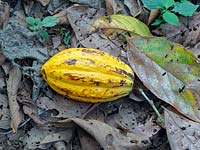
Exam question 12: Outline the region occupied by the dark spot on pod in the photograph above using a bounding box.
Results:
[41,69,47,80]
[164,54,168,58]
[115,67,129,76]
[64,73,85,80]
[89,59,95,64]
[81,48,105,56]
[120,80,126,86]
[65,59,77,65]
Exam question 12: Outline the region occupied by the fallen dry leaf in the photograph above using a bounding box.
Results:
[152,12,200,48]
[78,128,101,150]
[36,94,92,118]
[7,66,24,132]
[0,94,10,129]
[0,1,10,29]
[66,5,121,56]
[54,117,159,150]
[147,9,160,25]
[105,0,121,15]
[124,0,141,17]
[165,108,200,150]
[36,0,50,6]
[127,36,200,122]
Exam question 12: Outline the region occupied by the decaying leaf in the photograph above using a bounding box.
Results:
[36,94,92,118]
[69,0,104,8]
[127,36,200,122]
[66,5,121,56]
[7,66,24,132]
[36,0,50,6]
[124,0,141,17]
[165,108,200,150]
[78,128,101,150]
[0,94,10,129]
[152,12,200,48]
[23,127,72,149]
[91,14,152,37]
[0,15,48,63]
[105,0,121,15]
[52,117,161,150]
[0,1,10,30]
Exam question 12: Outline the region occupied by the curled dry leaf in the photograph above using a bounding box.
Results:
[127,36,200,122]
[91,14,152,37]
[165,108,200,150]
[7,66,23,132]
[147,9,160,25]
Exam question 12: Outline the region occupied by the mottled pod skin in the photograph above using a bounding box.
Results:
[41,48,134,103]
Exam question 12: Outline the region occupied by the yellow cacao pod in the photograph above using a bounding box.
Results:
[41,48,134,103]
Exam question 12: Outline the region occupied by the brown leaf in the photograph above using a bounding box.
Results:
[124,0,141,17]
[0,94,10,129]
[127,36,200,122]
[23,127,72,149]
[164,108,200,150]
[0,52,6,65]
[36,0,50,6]
[0,1,10,30]
[105,0,121,15]
[147,9,160,25]
[36,94,92,118]
[66,5,121,56]
[60,118,153,149]
[152,12,200,48]
[78,128,101,150]
[7,66,23,132]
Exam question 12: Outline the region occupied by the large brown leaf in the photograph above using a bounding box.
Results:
[127,36,200,122]
[164,108,200,150]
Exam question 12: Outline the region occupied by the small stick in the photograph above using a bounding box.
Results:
[139,88,164,122]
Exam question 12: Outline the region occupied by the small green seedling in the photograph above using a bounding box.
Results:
[141,0,199,25]
[64,31,70,48]
[26,16,59,39]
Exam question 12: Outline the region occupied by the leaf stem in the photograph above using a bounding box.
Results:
[139,88,164,122]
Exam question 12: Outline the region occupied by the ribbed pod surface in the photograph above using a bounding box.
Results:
[41,48,134,103]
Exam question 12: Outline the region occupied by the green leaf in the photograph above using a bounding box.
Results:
[64,32,70,47]
[151,18,163,26]
[34,18,41,25]
[26,17,36,26]
[127,36,200,122]
[162,11,179,25]
[29,24,43,30]
[141,0,163,10]
[161,0,175,9]
[41,16,60,27]
[39,30,49,39]
[172,1,199,16]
